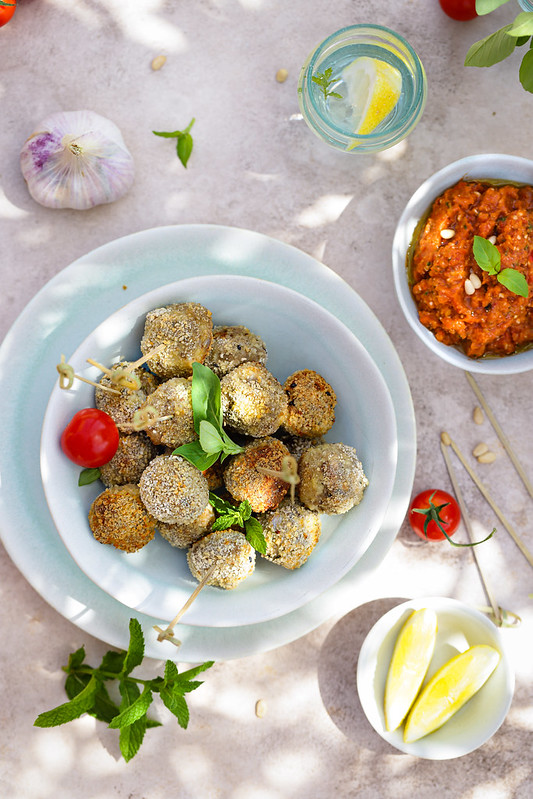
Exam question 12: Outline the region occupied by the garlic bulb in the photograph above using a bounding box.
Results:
[20,110,135,210]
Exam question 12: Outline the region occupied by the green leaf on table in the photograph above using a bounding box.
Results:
[34,675,100,728]
[465,25,516,67]
[498,268,529,297]
[507,12,533,38]
[153,118,195,168]
[475,0,512,14]
[519,47,533,91]
[65,646,86,672]
[473,235,501,274]
[109,684,153,729]
[160,687,190,728]
[122,618,145,676]
[99,649,127,677]
[65,672,120,724]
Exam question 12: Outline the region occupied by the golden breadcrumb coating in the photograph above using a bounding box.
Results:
[139,454,209,524]
[99,432,158,486]
[187,529,255,589]
[88,484,157,552]
[223,436,290,512]
[140,302,213,378]
[221,362,287,437]
[283,369,336,438]
[258,498,321,569]
[298,442,368,514]
[204,325,267,377]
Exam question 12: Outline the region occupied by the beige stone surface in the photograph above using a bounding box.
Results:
[1,1,533,797]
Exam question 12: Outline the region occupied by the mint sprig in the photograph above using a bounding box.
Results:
[465,4,533,93]
[34,619,214,762]
[153,118,195,168]
[208,492,267,554]
[472,236,529,297]
[174,362,244,469]
[311,67,342,101]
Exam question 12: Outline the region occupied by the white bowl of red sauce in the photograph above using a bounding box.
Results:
[392,154,533,374]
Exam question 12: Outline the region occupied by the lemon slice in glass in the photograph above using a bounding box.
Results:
[403,644,501,743]
[384,607,438,732]
[342,56,402,136]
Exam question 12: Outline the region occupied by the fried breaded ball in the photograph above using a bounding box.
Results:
[202,459,225,491]
[95,363,159,433]
[204,325,268,377]
[139,454,209,524]
[223,437,290,512]
[140,377,196,448]
[298,442,368,514]
[99,432,158,487]
[88,484,157,552]
[140,302,213,379]
[187,529,255,589]
[275,431,322,462]
[257,498,321,569]
[220,362,288,437]
[157,502,215,548]
[283,369,336,438]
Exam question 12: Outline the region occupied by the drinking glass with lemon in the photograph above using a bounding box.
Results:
[298,24,427,154]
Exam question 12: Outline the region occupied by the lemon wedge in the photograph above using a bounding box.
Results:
[342,56,402,136]
[403,644,500,743]
[384,608,438,732]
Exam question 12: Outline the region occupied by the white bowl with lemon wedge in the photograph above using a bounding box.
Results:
[356,597,514,759]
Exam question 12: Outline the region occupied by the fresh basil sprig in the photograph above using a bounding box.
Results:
[311,67,343,101]
[208,493,267,554]
[465,3,533,93]
[174,362,244,470]
[34,619,214,762]
[153,118,195,168]
[472,236,529,297]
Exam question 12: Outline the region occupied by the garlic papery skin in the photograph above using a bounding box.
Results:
[20,110,135,210]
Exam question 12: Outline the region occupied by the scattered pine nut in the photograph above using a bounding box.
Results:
[488,235,497,244]
[151,55,166,71]
[465,278,475,295]
[473,406,484,425]
[473,442,489,458]
[478,451,497,464]
[440,228,455,239]
[469,272,482,289]
[255,699,267,718]
[276,68,289,83]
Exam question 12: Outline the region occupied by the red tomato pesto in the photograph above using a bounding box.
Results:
[410,180,533,358]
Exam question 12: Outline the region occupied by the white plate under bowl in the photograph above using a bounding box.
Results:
[356,596,515,760]
[41,274,398,628]
[392,153,533,374]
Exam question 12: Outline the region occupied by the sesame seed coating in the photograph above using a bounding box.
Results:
[141,377,196,447]
[157,502,215,548]
[140,302,213,378]
[99,432,158,486]
[88,484,157,553]
[283,369,337,438]
[221,362,288,437]
[223,437,290,512]
[204,325,268,377]
[139,454,209,524]
[257,498,321,569]
[95,363,159,433]
[187,529,255,589]
[298,442,369,514]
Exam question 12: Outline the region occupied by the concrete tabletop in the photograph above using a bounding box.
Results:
[1,1,532,797]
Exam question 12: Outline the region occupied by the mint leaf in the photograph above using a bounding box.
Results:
[99,650,127,676]
[177,661,215,681]
[34,675,100,728]
[79,468,101,486]
[109,684,153,729]
[473,235,501,274]
[122,618,144,676]
[211,513,238,531]
[475,0,512,13]
[177,132,193,168]
[117,681,147,762]
[498,268,529,297]
[465,25,516,67]
[519,46,533,91]
[244,516,267,555]
[65,646,86,672]
[507,12,533,38]
[160,687,190,728]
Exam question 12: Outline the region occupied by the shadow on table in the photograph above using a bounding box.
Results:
[317,597,407,753]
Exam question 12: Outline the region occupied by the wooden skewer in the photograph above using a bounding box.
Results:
[129,343,166,370]
[440,437,502,625]
[442,431,533,570]
[153,563,217,646]
[465,371,533,499]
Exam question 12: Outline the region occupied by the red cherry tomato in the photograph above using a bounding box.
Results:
[408,489,461,541]
[438,0,478,20]
[0,0,16,27]
[61,408,119,468]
